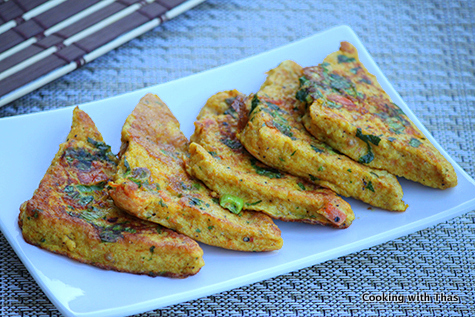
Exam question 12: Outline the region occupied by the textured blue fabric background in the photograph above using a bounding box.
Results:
[1,1,474,316]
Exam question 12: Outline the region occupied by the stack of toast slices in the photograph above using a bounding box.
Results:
[20,42,456,277]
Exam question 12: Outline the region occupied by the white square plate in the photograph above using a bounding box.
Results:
[1,25,474,317]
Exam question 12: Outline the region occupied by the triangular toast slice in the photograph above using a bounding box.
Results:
[186,90,354,228]
[109,94,283,251]
[238,60,407,211]
[300,41,457,189]
[19,108,204,277]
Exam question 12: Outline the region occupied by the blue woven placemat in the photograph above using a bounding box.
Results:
[1,0,474,316]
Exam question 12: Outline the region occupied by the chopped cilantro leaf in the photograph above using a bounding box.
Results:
[409,138,422,148]
[356,128,381,146]
[310,144,324,153]
[366,181,375,192]
[337,55,356,63]
[250,159,282,179]
[309,174,319,182]
[356,128,380,164]
[250,95,260,114]
[221,138,242,150]
[189,197,202,206]
[358,150,375,164]
[246,200,262,206]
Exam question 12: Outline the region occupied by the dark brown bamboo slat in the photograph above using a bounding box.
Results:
[74,12,150,53]
[13,19,44,38]
[0,29,26,53]
[74,2,168,53]
[0,54,67,96]
[15,0,47,12]
[0,34,65,73]
[156,0,187,10]
[54,2,127,39]
[32,0,101,29]
[117,0,144,5]
[54,44,86,63]
[0,45,43,73]
[0,1,25,22]
[138,2,168,20]
[34,34,64,48]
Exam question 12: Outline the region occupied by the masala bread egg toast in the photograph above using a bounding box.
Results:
[238,60,407,211]
[299,41,457,189]
[19,108,204,278]
[109,94,283,251]
[186,90,354,228]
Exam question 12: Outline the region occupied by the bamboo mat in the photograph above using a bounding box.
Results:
[0,0,474,316]
[0,0,204,106]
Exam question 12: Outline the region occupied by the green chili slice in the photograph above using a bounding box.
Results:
[219,194,244,215]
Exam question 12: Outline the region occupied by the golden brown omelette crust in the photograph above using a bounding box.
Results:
[186,90,354,228]
[109,94,283,251]
[300,42,457,189]
[19,107,204,278]
[238,60,407,211]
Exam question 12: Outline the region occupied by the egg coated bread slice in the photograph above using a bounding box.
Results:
[19,107,204,278]
[299,41,456,189]
[186,90,354,228]
[238,60,407,211]
[109,94,283,251]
